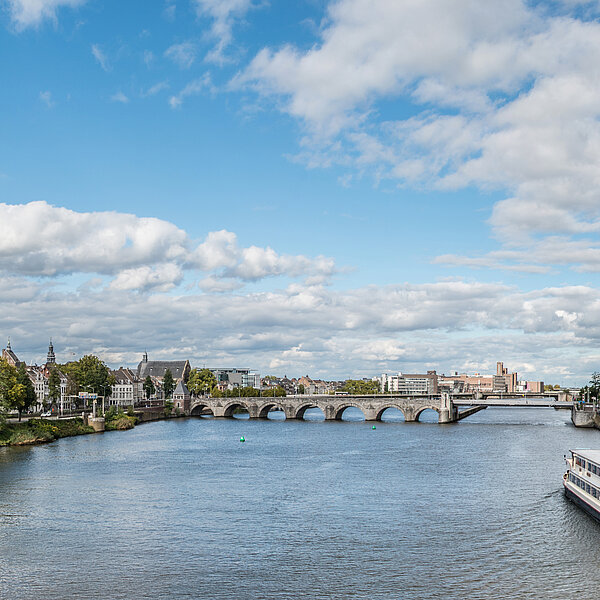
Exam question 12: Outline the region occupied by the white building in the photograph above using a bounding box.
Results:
[379,372,438,395]
[110,367,142,407]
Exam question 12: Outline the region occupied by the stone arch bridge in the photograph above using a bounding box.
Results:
[189,392,570,424]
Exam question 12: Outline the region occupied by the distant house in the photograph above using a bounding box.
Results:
[110,367,140,408]
[2,339,21,368]
[136,351,191,382]
[173,380,191,414]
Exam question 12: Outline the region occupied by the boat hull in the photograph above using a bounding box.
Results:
[564,482,600,523]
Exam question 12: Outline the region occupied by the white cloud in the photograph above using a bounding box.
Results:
[109,264,183,293]
[164,41,197,69]
[193,0,254,64]
[91,44,110,71]
[2,277,600,382]
[39,90,54,107]
[0,202,336,288]
[143,50,154,67]
[142,81,169,98]
[110,91,129,104]
[6,0,85,29]
[168,73,213,108]
[238,0,600,273]
[163,0,176,22]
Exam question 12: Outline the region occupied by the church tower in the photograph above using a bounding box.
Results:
[47,339,56,364]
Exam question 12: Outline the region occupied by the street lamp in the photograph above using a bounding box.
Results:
[99,384,111,415]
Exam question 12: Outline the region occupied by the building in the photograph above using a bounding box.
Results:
[2,339,69,412]
[136,352,191,382]
[173,380,191,413]
[437,373,494,393]
[379,372,438,395]
[110,367,140,408]
[2,338,21,368]
[210,368,261,390]
[438,362,543,396]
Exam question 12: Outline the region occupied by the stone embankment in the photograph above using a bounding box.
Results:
[571,404,600,429]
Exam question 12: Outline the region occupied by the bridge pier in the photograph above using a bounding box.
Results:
[438,408,452,424]
[284,406,298,420]
[403,407,418,422]
[363,407,378,421]
[324,405,336,420]
[438,393,457,424]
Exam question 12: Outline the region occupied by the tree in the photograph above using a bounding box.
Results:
[0,358,24,420]
[589,372,600,401]
[59,354,111,396]
[188,368,217,396]
[143,376,155,401]
[162,369,175,399]
[16,363,37,420]
[262,386,286,397]
[48,367,61,407]
[298,384,305,395]
[341,379,380,395]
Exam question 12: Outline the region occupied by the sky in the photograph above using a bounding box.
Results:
[2,0,600,384]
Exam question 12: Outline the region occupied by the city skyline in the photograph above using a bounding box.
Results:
[2,1,600,384]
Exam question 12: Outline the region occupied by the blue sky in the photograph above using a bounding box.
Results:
[2,0,600,384]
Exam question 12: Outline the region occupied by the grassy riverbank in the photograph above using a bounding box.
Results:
[105,414,137,431]
[0,418,95,446]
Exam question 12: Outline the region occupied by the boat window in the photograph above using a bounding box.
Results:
[586,484,591,493]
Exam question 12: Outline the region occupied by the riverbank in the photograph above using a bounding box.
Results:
[0,408,184,447]
[0,417,95,446]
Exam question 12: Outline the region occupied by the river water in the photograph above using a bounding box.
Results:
[1,407,600,600]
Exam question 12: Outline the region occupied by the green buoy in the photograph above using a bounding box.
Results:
[240,436,245,442]
[372,425,376,430]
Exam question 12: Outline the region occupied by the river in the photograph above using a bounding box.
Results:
[1,407,600,599]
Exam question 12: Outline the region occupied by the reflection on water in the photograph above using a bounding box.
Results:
[1,407,600,600]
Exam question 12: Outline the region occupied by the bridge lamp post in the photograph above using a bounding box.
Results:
[99,384,111,415]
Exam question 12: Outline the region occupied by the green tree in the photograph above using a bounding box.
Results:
[143,376,155,401]
[188,368,217,396]
[16,363,37,420]
[48,367,61,407]
[262,386,286,397]
[589,372,600,401]
[298,384,305,395]
[341,379,380,395]
[162,369,175,399]
[59,355,111,396]
[0,358,24,420]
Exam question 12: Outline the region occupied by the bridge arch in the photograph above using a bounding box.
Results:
[414,406,440,423]
[375,405,408,421]
[258,402,286,419]
[190,403,214,417]
[334,404,366,421]
[295,403,325,420]
[223,401,251,418]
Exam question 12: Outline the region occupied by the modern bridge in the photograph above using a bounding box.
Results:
[189,391,572,424]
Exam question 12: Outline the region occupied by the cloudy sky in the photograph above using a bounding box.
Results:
[2,0,600,384]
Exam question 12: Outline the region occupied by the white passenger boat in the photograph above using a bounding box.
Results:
[564,449,600,521]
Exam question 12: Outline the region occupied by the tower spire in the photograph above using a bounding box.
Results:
[7,337,11,350]
[47,338,56,364]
